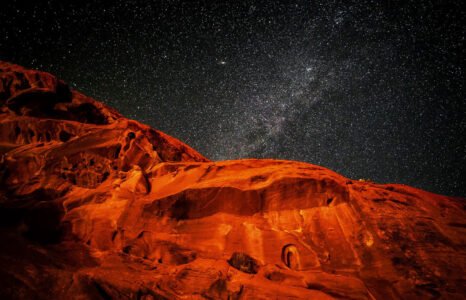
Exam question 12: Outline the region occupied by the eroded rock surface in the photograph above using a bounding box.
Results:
[0,62,465,299]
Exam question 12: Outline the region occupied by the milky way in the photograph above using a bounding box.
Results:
[1,1,464,196]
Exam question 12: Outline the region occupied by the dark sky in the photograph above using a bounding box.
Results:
[1,1,465,196]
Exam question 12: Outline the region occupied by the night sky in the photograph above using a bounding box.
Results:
[1,1,464,196]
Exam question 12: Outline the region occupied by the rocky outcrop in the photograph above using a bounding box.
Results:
[0,62,464,299]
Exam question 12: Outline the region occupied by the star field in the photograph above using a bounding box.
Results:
[1,1,464,196]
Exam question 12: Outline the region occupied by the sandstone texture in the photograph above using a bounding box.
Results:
[0,62,465,299]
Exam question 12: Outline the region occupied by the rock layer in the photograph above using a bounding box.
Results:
[0,62,465,299]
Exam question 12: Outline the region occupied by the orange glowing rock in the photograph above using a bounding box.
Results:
[0,61,465,299]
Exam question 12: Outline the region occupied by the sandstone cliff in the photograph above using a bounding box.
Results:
[0,62,464,299]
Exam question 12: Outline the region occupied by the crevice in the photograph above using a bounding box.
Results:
[448,222,466,228]
[327,197,334,205]
[14,125,21,137]
[282,244,300,270]
[113,144,121,159]
[227,252,259,274]
[45,132,51,142]
[59,130,72,142]
[93,281,112,300]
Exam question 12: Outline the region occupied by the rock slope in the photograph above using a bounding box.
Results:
[0,62,465,299]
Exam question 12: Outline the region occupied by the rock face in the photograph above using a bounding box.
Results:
[0,62,465,300]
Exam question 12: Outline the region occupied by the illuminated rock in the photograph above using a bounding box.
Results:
[0,61,464,299]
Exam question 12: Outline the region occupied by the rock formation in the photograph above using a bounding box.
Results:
[0,61,464,299]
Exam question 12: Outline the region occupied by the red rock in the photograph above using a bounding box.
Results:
[0,61,465,299]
